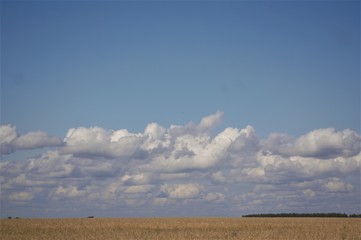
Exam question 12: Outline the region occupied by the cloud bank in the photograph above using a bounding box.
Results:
[1,112,360,217]
[0,125,63,155]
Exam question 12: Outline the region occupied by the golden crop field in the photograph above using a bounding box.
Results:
[1,217,360,240]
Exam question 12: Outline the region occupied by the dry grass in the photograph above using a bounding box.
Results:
[1,217,360,240]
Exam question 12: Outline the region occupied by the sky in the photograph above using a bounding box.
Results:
[0,0,360,218]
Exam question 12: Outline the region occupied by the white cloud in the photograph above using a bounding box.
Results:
[1,112,360,217]
[204,192,225,202]
[167,111,224,138]
[121,172,154,185]
[9,192,34,201]
[0,125,62,155]
[198,110,223,133]
[323,179,353,192]
[63,126,145,159]
[14,131,63,150]
[144,122,166,140]
[26,151,74,178]
[263,128,360,159]
[0,125,17,143]
[252,151,361,183]
[52,186,88,200]
[161,183,202,199]
[8,187,42,201]
[141,124,256,173]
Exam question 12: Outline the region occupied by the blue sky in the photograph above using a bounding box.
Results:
[0,1,360,218]
[2,0,359,137]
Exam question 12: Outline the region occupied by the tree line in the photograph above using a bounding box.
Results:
[242,213,361,218]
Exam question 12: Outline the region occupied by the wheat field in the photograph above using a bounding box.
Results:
[1,217,360,240]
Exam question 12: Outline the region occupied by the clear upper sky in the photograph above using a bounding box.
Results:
[2,0,359,138]
[0,0,360,218]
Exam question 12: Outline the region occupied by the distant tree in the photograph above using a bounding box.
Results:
[242,213,349,218]
[8,216,12,219]
[87,216,94,218]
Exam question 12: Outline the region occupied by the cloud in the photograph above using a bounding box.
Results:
[0,125,20,154]
[62,126,146,159]
[7,187,42,201]
[263,128,360,159]
[160,183,202,199]
[9,192,34,201]
[142,125,256,173]
[121,172,154,185]
[124,185,154,194]
[302,189,316,199]
[211,171,227,183]
[198,110,223,133]
[26,151,75,178]
[323,178,353,192]
[0,112,360,217]
[51,186,88,200]
[166,111,224,138]
[15,131,63,150]
[0,125,17,148]
[0,125,63,155]
[204,192,225,202]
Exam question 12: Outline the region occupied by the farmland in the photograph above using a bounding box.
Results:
[1,217,360,240]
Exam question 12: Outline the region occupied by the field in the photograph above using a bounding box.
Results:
[1,217,360,240]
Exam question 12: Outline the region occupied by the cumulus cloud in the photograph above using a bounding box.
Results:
[1,112,360,217]
[0,125,63,155]
[26,151,75,178]
[63,126,146,159]
[9,191,34,201]
[141,125,257,173]
[121,172,154,185]
[263,128,360,159]
[51,186,88,200]
[15,131,63,150]
[323,178,353,192]
[160,183,202,199]
[8,187,42,201]
[198,110,223,133]
[0,125,17,147]
[204,192,225,202]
